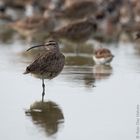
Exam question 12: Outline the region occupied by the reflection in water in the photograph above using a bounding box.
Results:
[134,40,140,56]
[25,101,64,137]
[83,72,96,87]
[65,54,94,66]
[63,66,95,87]
[63,65,113,88]
[61,41,94,54]
[93,65,113,81]
[83,65,113,87]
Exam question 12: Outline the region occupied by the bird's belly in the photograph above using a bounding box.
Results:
[32,71,60,79]
[93,56,113,65]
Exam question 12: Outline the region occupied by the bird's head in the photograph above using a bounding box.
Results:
[26,39,59,52]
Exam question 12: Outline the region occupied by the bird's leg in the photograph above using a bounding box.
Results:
[42,78,45,102]
[75,45,78,55]
[74,44,79,56]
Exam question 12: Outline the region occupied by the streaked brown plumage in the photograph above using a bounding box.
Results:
[24,40,65,101]
[50,17,97,43]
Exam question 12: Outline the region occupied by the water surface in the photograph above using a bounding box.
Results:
[0,34,140,140]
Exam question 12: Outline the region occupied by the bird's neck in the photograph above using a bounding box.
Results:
[48,48,60,53]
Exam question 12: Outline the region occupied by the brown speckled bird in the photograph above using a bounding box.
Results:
[24,40,65,101]
[50,17,97,43]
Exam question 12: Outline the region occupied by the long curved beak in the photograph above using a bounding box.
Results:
[26,44,44,51]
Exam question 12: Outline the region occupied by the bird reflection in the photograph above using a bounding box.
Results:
[25,101,64,136]
[93,65,113,81]
[63,64,113,88]
[65,55,94,66]
[83,72,96,88]
[83,65,113,87]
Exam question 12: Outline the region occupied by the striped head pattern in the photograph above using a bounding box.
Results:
[26,39,59,52]
[44,39,59,51]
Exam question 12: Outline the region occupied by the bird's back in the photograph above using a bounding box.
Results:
[24,50,65,79]
[50,20,97,42]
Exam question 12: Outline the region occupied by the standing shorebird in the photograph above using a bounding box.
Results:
[24,40,65,102]
[49,17,97,54]
[93,48,114,65]
[50,17,97,43]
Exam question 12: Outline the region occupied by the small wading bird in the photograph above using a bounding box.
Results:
[93,48,114,65]
[24,40,65,102]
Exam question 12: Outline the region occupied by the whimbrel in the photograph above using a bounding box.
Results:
[50,17,97,43]
[24,39,65,102]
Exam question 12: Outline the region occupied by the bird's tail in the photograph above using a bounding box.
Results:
[23,71,29,74]
[23,67,30,74]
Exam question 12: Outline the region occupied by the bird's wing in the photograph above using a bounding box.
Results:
[58,21,89,36]
[25,51,65,74]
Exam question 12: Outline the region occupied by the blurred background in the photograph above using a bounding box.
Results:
[0,0,140,140]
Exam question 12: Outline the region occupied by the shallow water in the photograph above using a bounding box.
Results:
[0,33,140,140]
